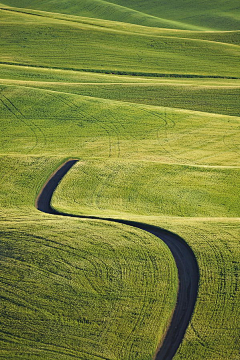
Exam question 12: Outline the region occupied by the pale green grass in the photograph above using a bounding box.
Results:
[1,85,239,165]
[52,160,240,218]
[151,218,240,360]
[0,215,177,360]
[0,153,178,360]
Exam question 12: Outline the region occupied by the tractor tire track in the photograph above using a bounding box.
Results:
[36,159,199,360]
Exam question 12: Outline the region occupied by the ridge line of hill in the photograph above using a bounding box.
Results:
[0,2,209,31]
[2,6,240,49]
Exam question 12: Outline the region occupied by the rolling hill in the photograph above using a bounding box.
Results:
[0,1,239,359]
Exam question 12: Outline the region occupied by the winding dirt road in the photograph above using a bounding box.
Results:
[36,159,199,360]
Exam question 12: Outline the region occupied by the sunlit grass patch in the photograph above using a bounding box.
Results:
[0,1,239,358]
[0,207,177,360]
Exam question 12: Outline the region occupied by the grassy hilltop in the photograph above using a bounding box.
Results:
[0,1,239,360]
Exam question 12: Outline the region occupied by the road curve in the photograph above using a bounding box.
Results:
[36,159,199,360]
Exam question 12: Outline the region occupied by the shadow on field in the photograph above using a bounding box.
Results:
[36,159,199,360]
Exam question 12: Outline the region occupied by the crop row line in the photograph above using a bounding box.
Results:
[0,61,239,80]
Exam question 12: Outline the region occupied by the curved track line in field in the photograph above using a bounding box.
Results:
[36,159,199,360]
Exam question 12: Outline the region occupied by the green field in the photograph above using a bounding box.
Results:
[1,0,240,30]
[0,1,239,359]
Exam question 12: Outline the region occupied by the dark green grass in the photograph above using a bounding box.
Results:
[99,0,240,31]
[1,6,239,45]
[13,82,239,117]
[1,64,240,117]
[1,0,240,30]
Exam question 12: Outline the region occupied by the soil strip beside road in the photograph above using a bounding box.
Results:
[36,159,199,360]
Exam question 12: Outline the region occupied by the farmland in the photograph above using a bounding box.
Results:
[0,1,239,360]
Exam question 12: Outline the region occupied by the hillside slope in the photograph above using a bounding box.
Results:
[0,8,239,78]
[0,1,239,360]
[1,0,240,30]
